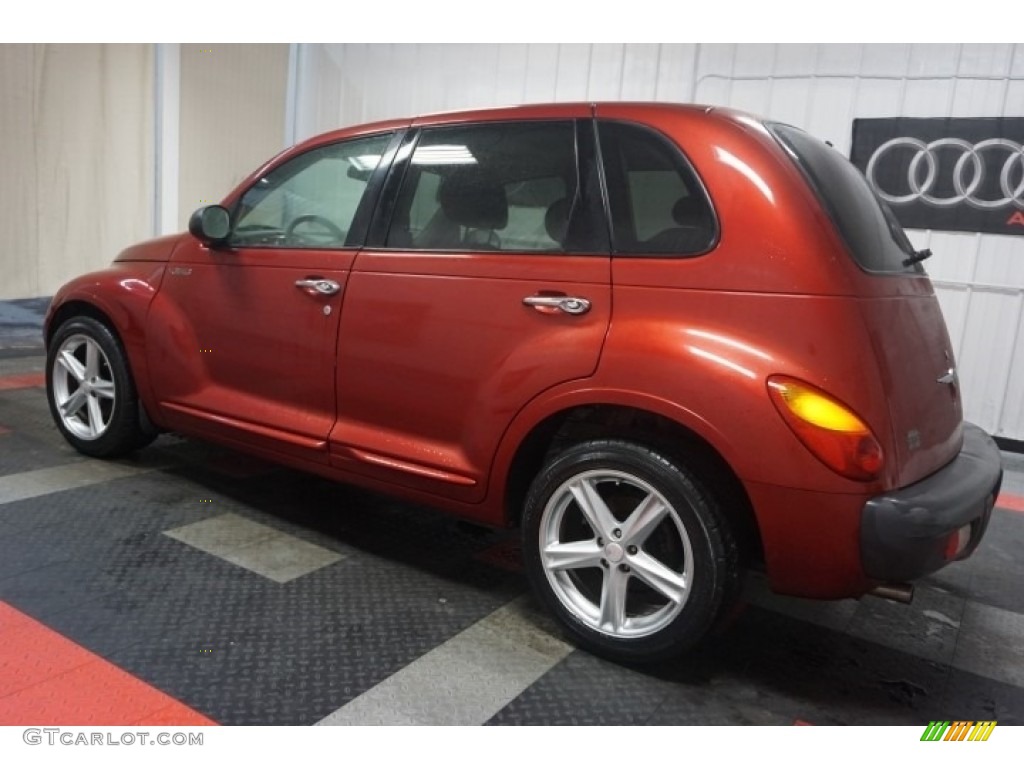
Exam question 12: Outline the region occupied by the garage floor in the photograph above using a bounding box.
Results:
[2,302,1023,726]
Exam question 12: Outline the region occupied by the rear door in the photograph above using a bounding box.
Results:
[329,117,611,502]
[771,124,963,486]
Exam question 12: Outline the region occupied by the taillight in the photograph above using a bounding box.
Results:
[767,375,884,481]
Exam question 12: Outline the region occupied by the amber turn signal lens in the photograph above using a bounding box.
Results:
[767,376,884,481]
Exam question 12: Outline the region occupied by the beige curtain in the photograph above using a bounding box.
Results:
[0,44,153,300]
[177,44,288,230]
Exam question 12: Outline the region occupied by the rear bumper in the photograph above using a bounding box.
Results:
[860,423,1003,583]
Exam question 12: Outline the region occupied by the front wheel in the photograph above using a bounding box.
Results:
[522,439,738,663]
[46,316,155,458]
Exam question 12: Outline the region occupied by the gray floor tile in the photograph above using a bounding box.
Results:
[954,601,1024,688]
[166,512,345,583]
[220,532,344,583]
[165,512,280,552]
[847,585,965,665]
[318,596,570,725]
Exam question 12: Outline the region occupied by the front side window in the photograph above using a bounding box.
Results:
[230,133,391,249]
[599,121,716,256]
[385,122,579,253]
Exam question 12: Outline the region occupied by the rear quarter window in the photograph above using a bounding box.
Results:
[598,121,717,257]
[769,123,923,275]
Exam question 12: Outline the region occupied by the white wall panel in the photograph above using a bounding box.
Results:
[773,44,823,76]
[620,44,661,101]
[950,79,1008,116]
[651,45,698,102]
[908,44,960,78]
[762,79,814,130]
[523,45,560,103]
[816,44,863,75]
[586,44,624,100]
[975,236,1024,290]
[957,292,1022,434]
[1001,312,1024,437]
[294,43,1024,439]
[851,79,907,123]
[553,44,591,101]
[957,44,1014,77]
[495,44,530,104]
[927,233,980,285]
[855,44,911,77]
[934,285,971,357]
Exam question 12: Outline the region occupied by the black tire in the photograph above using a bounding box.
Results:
[46,316,156,458]
[522,439,739,664]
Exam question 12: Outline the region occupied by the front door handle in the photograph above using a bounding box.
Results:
[523,294,591,315]
[295,278,341,296]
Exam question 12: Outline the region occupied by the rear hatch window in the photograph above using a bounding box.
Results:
[769,123,923,275]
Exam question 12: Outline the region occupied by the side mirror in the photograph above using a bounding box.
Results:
[188,205,231,246]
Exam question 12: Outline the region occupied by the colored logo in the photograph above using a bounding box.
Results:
[920,721,996,741]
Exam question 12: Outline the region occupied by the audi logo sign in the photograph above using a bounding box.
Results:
[850,117,1024,236]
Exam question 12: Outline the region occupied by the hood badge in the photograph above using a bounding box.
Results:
[170,267,193,277]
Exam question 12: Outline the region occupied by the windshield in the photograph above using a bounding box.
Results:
[769,123,923,275]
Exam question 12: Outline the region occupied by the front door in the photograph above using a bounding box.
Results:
[330,117,612,501]
[147,132,394,464]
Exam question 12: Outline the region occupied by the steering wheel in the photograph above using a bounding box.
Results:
[284,214,345,245]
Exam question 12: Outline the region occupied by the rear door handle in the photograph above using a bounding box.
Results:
[523,295,591,315]
[295,278,341,296]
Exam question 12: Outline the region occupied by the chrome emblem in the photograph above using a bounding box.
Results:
[937,350,959,388]
[169,267,193,277]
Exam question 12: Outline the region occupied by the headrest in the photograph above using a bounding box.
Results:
[545,198,570,245]
[672,196,708,227]
[438,169,508,229]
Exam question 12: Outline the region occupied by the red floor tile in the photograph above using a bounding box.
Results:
[0,606,97,698]
[997,493,1024,514]
[0,372,45,391]
[0,602,215,726]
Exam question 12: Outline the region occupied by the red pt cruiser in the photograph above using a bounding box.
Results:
[45,103,1003,662]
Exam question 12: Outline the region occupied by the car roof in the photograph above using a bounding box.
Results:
[294,102,730,151]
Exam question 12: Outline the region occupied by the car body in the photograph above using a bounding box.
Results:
[45,102,1003,662]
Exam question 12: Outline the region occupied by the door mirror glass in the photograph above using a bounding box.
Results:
[189,205,231,246]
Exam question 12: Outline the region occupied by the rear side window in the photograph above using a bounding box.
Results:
[385,122,580,253]
[769,123,922,274]
[598,121,716,256]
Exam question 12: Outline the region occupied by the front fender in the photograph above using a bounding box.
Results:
[46,263,167,425]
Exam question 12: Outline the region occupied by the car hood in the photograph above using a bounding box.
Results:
[113,233,184,263]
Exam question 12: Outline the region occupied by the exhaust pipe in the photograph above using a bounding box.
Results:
[868,583,915,604]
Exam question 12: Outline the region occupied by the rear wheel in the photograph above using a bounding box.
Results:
[47,316,155,458]
[522,439,738,663]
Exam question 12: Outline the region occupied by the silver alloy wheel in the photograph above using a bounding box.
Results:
[51,334,116,441]
[539,469,694,639]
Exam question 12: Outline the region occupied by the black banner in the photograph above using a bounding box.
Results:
[850,117,1024,236]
